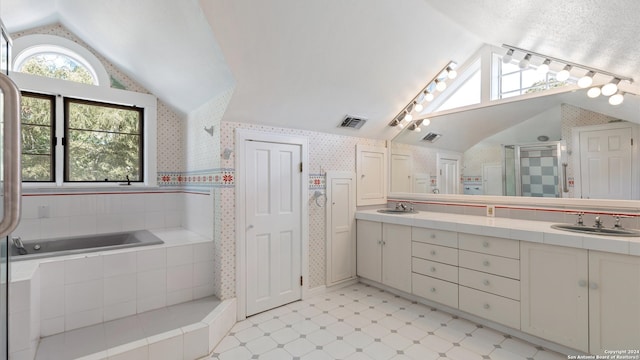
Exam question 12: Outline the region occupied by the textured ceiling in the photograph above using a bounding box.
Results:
[1,0,235,116]
[2,0,639,149]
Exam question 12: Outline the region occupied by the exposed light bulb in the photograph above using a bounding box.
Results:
[556,65,572,82]
[537,59,550,74]
[609,92,624,105]
[577,71,595,88]
[502,49,514,64]
[435,79,447,92]
[446,66,457,79]
[403,112,413,122]
[414,126,422,132]
[421,118,431,127]
[414,103,424,113]
[397,122,404,129]
[587,86,601,98]
[601,78,621,96]
[425,92,434,102]
[519,54,531,69]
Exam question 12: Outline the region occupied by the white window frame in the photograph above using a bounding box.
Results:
[13,71,158,188]
[13,34,110,87]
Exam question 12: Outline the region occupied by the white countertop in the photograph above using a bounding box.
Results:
[356,209,640,257]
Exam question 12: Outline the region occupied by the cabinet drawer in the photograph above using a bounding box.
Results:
[413,242,458,265]
[459,233,519,259]
[459,268,520,300]
[459,250,520,279]
[459,286,520,329]
[412,273,458,309]
[413,258,458,283]
[412,227,458,248]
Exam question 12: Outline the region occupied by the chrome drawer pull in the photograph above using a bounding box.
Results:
[430,234,436,239]
[430,250,436,256]
[482,241,490,248]
[483,260,490,267]
[578,280,587,287]
[483,303,490,310]
[483,279,490,286]
[430,287,437,293]
[430,267,437,273]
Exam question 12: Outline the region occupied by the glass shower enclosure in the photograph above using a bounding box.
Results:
[503,142,565,198]
[0,20,22,359]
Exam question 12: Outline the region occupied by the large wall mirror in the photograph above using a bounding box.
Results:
[390,88,640,200]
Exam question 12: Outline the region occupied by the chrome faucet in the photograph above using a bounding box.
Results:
[12,236,27,255]
[594,216,603,229]
[396,202,407,211]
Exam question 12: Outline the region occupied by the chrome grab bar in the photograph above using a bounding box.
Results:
[0,73,21,237]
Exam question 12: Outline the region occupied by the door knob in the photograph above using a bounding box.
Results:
[247,224,254,230]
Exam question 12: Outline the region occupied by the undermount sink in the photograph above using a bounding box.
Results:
[377,209,418,214]
[551,224,640,237]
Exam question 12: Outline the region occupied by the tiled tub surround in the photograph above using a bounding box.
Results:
[15,191,185,242]
[9,228,216,360]
[355,209,640,355]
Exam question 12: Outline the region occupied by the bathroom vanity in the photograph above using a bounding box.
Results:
[355,209,640,355]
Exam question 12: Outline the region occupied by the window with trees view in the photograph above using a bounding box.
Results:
[21,93,55,181]
[13,35,156,186]
[65,99,143,182]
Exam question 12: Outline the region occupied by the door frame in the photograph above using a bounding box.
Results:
[572,122,639,199]
[235,129,309,320]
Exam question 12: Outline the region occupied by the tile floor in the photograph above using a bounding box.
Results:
[211,283,567,360]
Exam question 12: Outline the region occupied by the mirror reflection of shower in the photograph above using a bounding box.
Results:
[503,142,565,197]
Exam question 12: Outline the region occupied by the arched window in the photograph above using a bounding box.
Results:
[12,34,110,86]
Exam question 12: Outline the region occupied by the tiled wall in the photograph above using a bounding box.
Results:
[14,192,183,241]
[520,149,558,197]
[35,241,215,337]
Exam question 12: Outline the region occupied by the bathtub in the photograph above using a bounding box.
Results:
[10,230,164,261]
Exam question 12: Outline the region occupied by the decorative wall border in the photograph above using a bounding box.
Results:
[158,169,235,188]
[309,173,326,190]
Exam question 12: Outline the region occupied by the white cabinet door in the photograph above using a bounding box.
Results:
[356,145,387,206]
[382,223,412,293]
[589,251,640,354]
[520,242,588,352]
[326,172,356,286]
[356,220,382,283]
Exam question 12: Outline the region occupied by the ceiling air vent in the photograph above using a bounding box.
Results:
[422,132,442,143]
[339,115,367,129]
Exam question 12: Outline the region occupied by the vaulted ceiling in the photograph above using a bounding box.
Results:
[2,0,639,151]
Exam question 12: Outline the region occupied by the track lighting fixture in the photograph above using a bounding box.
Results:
[502,49,514,64]
[608,92,624,105]
[601,78,621,96]
[577,71,595,88]
[389,61,457,129]
[587,86,601,98]
[446,66,457,79]
[501,44,634,106]
[537,59,550,74]
[556,65,572,82]
[518,54,531,69]
[425,91,434,102]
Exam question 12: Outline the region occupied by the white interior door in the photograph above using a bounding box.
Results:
[390,152,412,193]
[413,173,430,193]
[439,158,459,194]
[483,163,502,195]
[245,140,302,316]
[579,127,632,199]
[326,171,356,286]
